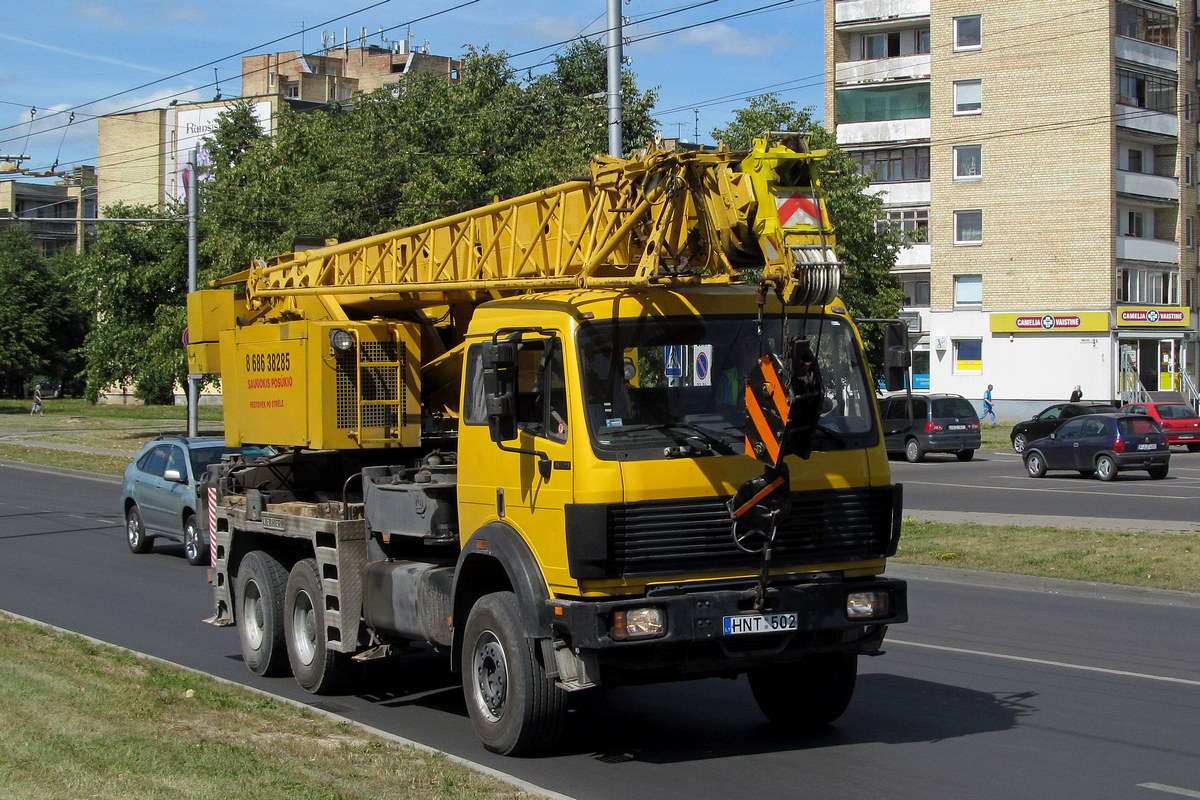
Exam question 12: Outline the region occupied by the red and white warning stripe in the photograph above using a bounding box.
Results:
[207,485,218,568]
[775,192,822,228]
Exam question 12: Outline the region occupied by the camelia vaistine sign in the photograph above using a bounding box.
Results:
[1115,306,1190,327]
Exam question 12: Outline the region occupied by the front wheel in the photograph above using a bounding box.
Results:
[1012,433,1028,454]
[1025,451,1046,478]
[904,438,924,463]
[1096,455,1118,482]
[748,652,858,729]
[183,514,207,566]
[462,591,567,755]
[126,506,151,554]
[236,550,290,676]
[285,558,356,694]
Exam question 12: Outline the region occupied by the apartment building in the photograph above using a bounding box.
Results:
[826,0,1200,414]
[0,167,98,256]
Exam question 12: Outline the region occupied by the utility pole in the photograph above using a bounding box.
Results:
[606,0,623,157]
[186,145,200,438]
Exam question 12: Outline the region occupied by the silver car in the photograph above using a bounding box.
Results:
[121,436,267,564]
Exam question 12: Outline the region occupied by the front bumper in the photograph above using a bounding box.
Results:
[546,576,907,678]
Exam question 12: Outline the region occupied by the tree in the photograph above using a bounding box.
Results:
[711,94,907,368]
[72,205,187,403]
[0,226,85,397]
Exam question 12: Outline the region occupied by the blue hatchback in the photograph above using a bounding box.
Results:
[121,436,270,564]
[1022,413,1169,481]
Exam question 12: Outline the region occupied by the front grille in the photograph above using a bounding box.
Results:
[602,486,898,579]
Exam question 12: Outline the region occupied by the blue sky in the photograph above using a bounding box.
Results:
[0,0,826,178]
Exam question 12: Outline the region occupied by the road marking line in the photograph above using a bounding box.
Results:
[889,639,1200,688]
[897,479,1197,501]
[1139,783,1200,798]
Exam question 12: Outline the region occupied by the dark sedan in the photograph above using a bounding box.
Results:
[1010,401,1119,453]
[1022,413,1169,481]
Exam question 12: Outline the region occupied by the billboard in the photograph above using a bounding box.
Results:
[170,101,273,204]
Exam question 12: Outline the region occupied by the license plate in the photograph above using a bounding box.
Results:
[723,612,798,636]
[1137,443,1157,451]
[948,424,966,430]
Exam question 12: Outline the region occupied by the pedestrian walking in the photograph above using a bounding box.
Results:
[1069,385,1082,402]
[979,384,995,426]
[30,385,43,416]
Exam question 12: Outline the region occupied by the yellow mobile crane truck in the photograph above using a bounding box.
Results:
[186,137,909,755]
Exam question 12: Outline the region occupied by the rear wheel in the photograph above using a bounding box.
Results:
[126,506,151,554]
[1188,443,1200,453]
[236,550,290,676]
[904,438,924,463]
[1095,455,1118,482]
[1025,452,1046,478]
[748,653,858,729]
[1012,433,1028,454]
[285,558,356,694]
[462,591,567,755]
[1148,463,1169,480]
[956,449,974,462]
[183,514,207,566]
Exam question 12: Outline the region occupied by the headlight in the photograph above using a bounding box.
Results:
[329,328,356,352]
[612,607,665,640]
[846,591,890,620]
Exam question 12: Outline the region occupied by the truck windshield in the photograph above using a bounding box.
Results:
[577,315,878,459]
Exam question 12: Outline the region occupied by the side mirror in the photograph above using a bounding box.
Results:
[483,339,518,443]
[883,321,910,392]
[163,468,185,483]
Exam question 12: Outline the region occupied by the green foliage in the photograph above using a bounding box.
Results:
[712,95,907,370]
[199,42,659,278]
[0,226,86,397]
[72,204,187,403]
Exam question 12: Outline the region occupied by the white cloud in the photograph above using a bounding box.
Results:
[674,22,783,57]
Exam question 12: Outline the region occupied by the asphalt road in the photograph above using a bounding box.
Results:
[2,461,1199,799]
[893,448,1200,528]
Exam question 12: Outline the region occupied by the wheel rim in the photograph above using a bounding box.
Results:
[906,441,919,460]
[1014,434,1026,452]
[127,513,140,547]
[1028,454,1041,475]
[471,630,509,723]
[1098,457,1114,479]
[184,521,198,560]
[291,589,318,666]
[242,581,265,650]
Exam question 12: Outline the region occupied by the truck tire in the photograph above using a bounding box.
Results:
[126,505,152,554]
[236,550,290,677]
[284,558,356,694]
[461,591,567,755]
[183,514,207,566]
[748,652,857,729]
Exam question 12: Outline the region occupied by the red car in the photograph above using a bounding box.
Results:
[1119,402,1200,451]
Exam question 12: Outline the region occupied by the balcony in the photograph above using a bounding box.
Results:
[835,0,930,25]
[837,118,931,146]
[1116,235,1179,263]
[896,243,931,267]
[1115,104,1178,138]
[1116,170,1179,202]
[835,54,931,85]
[874,182,930,205]
[1115,37,1177,73]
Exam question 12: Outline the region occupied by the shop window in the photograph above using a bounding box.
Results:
[954,339,983,374]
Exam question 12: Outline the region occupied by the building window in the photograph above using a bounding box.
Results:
[1186,154,1194,187]
[1126,210,1145,238]
[285,82,300,99]
[898,272,931,306]
[954,79,982,114]
[1187,92,1195,122]
[863,31,901,59]
[1116,69,1177,113]
[877,208,929,243]
[850,147,930,182]
[1120,267,1178,303]
[954,339,983,374]
[1115,3,1177,47]
[954,145,982,180]
[1186,29,1194,61]
[954,210,983,245]
[1187,216,1195,249]
[917,29,931,54]
[954,275,983,307]
[954,15,982,50]
[835,84,931,123]
[1126,148,1144,173]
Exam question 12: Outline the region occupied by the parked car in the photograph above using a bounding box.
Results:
[121,437,271,564]
[878,393,981,462]
[1119,402,1200,452]
[1022,413,1169,481]
[1010,401,1119,453]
